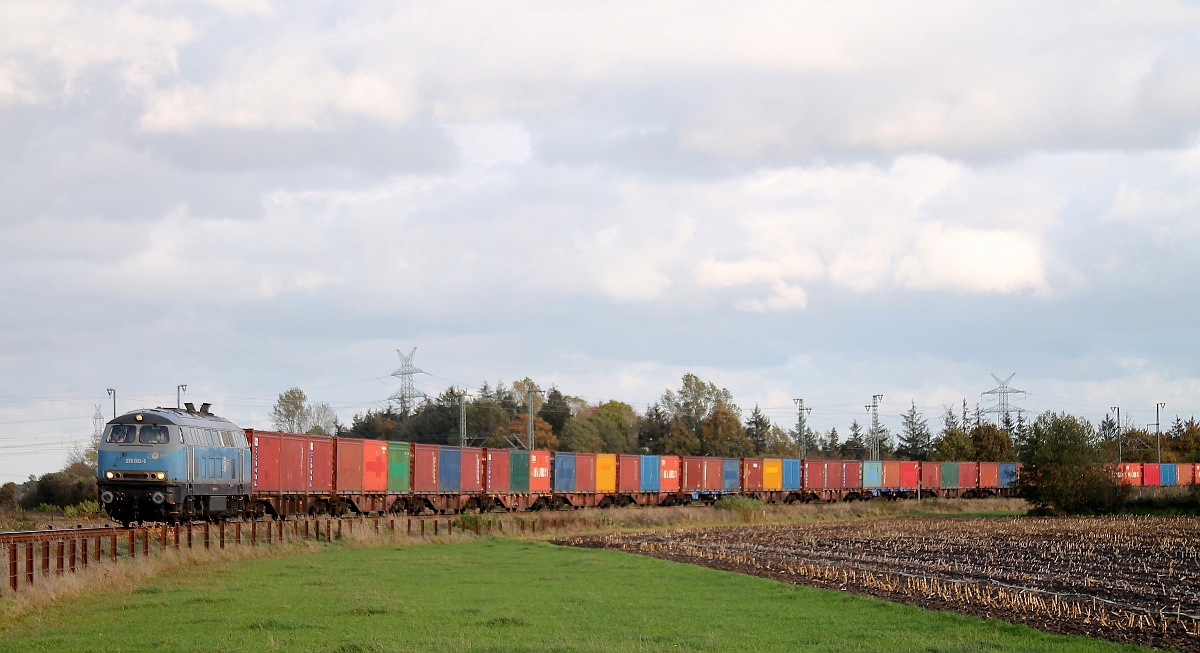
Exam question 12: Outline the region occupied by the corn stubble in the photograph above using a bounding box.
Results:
[561,516,1200,652]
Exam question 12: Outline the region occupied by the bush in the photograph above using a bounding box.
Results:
[1017,412,1125,515]
[64,501,104,520]
[32,503,62,513]
[713,495,761,512]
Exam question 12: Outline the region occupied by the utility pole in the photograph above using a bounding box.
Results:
[459,393,467,448]
[107,388,116,420]
[1156,402,1166,464]
[866,394,883,460]
[526,389,543,450]
[1110,406,1121,463]
[793,398,812,459]
[177,384,187,409]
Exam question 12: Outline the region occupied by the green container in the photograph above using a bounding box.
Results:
[941,461,959,488]
[387,441,411,493]
[509,449,530,493]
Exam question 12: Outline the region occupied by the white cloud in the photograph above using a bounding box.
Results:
[894,224,1046,294]
[445,122,532,167]
[735,279,808,312]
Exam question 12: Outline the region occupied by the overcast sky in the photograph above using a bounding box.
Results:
[3,1,1200,484]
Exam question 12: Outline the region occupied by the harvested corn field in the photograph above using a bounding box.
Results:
[559,516,1200,651]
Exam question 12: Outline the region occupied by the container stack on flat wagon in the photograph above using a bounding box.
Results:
[246,429,1051,517]
[247,429,336,516]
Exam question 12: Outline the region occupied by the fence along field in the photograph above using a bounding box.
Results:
[561,516,1200,652]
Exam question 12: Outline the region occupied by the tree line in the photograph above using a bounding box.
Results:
[286,372,1200,464]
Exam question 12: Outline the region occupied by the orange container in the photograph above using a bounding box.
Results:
[881,461,901,488]
[978,462,999,489]
[596,454,617,493]
[659,456,681,492]
[1119,462,1143,485]
[362,439,389,492]
[1178,463,1195,485]
[762,458,783,490]
[529,450,551,492]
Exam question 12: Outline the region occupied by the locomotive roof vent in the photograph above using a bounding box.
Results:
[184,402,196,412]
[200,403,212,414]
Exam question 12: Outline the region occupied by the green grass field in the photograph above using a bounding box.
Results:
[0,538,1154,653]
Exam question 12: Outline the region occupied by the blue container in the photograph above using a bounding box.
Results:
[639,455,660,492]
[999,462,1018,488]
[438,446,461,492]
[722,458,740,491]
[1162,463,1178,486]
[862,461,883,489]
[553,452,576,492]
[782,459,801,490]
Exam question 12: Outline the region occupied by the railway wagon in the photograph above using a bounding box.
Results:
[246,429,334,517]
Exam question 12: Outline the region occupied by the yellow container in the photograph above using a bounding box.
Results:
[596,454,617,493]
[763,458,783,490]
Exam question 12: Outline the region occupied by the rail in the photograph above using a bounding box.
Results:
[2,514,570,592]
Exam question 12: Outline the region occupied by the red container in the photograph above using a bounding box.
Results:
[899,461,919,489]
[742,458,764,491]
[486,449,510,492]
[682,457,707,491]
[920,461,941,489]
[618,455,640,492]
[335,438,365,494]
[705,458,722,490]
[1143,463,1161,487]
[659,456,681,492]
[843,461,862,489]
[248,430,281,492]
[279,433,309,492]
[827,461,845,489]
[1119,463,1143,485]
[363,439,389,492]
[529,450,551,492]
[802,460,825,489]
[413,443,440,492]
[576,453,597,493]
[460,447,484,492]
[958,462,979,488]
[311,435,334,492]
[978,462,999,489]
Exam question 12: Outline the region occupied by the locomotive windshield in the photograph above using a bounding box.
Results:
[139,425,170,444]
[104,424,171,444]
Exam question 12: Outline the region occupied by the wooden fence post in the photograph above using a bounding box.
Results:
[25,542,33,586]
[8,545,16,591]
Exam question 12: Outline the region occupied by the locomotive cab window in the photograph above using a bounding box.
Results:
[105,425,137,444]
[138,425,170,444]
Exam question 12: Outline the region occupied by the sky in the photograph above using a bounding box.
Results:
[3,1,1200,484]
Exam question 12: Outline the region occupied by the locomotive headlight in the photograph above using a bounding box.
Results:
[105,471,114,479]
[156,472,166,480]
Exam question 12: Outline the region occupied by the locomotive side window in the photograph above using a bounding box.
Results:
[105,425,137,444]
[138,425,170,444]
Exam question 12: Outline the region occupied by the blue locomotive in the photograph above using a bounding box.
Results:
[96,403,252,526]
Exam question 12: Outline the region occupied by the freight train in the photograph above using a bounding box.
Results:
[97,405,1184,526]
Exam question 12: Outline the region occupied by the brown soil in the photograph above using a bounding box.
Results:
[557,516,1200,652]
